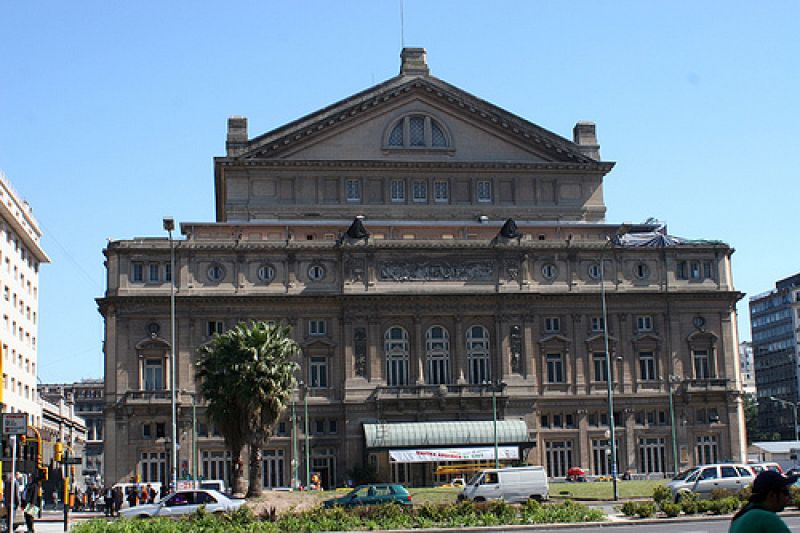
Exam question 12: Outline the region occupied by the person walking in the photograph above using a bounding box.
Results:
[22,478,40,533]
[103,486,113,517]
[3,473,21,532]
[729,470,798,532]
[112,486,123,517]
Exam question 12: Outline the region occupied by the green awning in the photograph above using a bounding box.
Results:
[363,420,529,449]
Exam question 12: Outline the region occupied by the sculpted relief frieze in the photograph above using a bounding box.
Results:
[378,259,495,282]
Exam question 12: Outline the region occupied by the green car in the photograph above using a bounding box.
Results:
[323,483,412,508]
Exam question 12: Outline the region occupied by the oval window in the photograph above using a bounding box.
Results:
[308,264,326,281]
[207,264,225,282]
[258,264,276,283]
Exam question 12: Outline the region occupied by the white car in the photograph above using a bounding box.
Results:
[666,463,754,501]
[119,489,245,519]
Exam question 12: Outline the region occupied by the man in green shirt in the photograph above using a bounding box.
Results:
[730,469,797,532]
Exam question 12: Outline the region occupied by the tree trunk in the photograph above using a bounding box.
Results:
[231,445,247,497]
[247,444,263,497]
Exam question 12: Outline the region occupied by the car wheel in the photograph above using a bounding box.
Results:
[137,514,150,519]
[529,495,543,502]
[474,497,486,502]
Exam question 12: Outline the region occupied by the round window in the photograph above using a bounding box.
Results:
[541,263,558,280]
[257,264,276,283]
[308,264,326,281]
[588,263,602,280]
[207,264,225,282]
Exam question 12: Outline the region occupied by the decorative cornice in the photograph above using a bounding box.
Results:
[216,158,614,173]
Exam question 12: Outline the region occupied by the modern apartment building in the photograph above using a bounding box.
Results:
[100,48,746,489]
[739,342,756,396]
[0,172,49,425]
[750,273,800,440]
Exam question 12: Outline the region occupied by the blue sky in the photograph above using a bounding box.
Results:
[1,1,797,383]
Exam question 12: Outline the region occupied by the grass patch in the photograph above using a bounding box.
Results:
[550,480,666,500]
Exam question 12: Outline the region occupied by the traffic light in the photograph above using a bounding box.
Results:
[54,441,63,463]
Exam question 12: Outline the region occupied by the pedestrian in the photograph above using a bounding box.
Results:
[147,484,156,504]
[103,486,113,517]
[112,486,123,517]
[126,487,137,508]
[50,488,58,510]
[3,473,22,532]
[22,478,40,533]
[729,470,798,532]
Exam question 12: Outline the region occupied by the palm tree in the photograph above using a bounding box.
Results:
[196,321,299,497]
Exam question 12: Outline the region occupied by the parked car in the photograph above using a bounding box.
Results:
[458,466,549,503]
[749,462,783,475]
[666,463,754,502]
[118,489,245,519]
[323,483,412,508]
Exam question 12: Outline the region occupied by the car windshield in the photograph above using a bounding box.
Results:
[672,468,698,481]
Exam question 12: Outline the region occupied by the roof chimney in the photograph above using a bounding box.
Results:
[572,121,601,160]
[226,116,248,156]
[400,47,429,76]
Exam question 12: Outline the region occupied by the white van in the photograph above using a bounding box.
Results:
[458,466,549,503]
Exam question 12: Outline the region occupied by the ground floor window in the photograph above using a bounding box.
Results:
[312,448,336,489]
[696,435,718,465]
[139,451,167,483]
[639,437,666,474]
[392,462,412,484]
[545,440,572,478]
[201,450,232,483]
[261,449,286,488]
[591,439,619,476]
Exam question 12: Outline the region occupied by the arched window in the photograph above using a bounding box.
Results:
[466,325,490,384]
[385,114,451,149]
[425,326,450,385]
[384,327,409,386]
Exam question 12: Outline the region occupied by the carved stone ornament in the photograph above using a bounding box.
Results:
[378,260,495,281]
[345,259,365,283]
[354,328,367,377]
[505,261,520,283]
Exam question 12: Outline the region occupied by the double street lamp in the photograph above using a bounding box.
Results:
[769,396,800,441]
[163,217,178,492]
[666,375,681,474]
[484,380,506,469]
[598,247,619,501]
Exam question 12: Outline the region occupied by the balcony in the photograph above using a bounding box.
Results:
[375,384,504,400]
[684,378,729,391]
[121,390,172,404]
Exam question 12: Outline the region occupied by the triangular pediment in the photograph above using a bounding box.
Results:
[232,75,604,166]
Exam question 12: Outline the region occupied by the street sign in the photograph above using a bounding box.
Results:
[62,457,83,464]
[2,413,26,435]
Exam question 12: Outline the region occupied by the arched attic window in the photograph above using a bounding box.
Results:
[384,114,453,150]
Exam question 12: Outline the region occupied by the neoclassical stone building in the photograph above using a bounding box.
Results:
[99,48,746,489]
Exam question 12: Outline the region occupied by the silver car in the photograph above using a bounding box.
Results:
[667,463,754,501]
[119,489,245,519]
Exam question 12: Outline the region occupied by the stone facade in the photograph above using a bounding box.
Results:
[99,48,746,489]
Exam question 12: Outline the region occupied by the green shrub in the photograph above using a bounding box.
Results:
[737,486,752,502]
[652,485,672,504]
[697,499,713,513]
[635,501,656,518]
[679,492,700,515]
[790,486,800,509]
[620,501,638,517]
[660,502,681,517]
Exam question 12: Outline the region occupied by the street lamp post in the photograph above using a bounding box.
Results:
[492,383,499,469]
[599,249,619,501]
[769,396,799,441]
[180,389,198,484]
[163,216,178,492]
[300,381,310,488]
[291,397,299,489]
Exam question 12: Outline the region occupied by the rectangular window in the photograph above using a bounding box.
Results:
[477,180,492,202]
[433,180,449,202]
[639,351,656,381]
[148,263,160,282]
[143,359,164,390]
[156,422,166,439]
[315,419,325,434]
[591,317,605,332]
[390,179,405,202]
[329,419,337,434]
[593,352,608,382]
[207,321,224,337]
[164,263,172,282]
[546,353,564,383]
[693,349,710,379]
[310,356,328,388]
[412,180,427,202]
[703,261,713,279]
[544,317,560,333]
[132,263,144,282]
[690,261,702,280]
[677,261,687,280]
[345,179,361,202]
[636,315,653,331]
[308,319,326,336]
[143,423,152,439]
